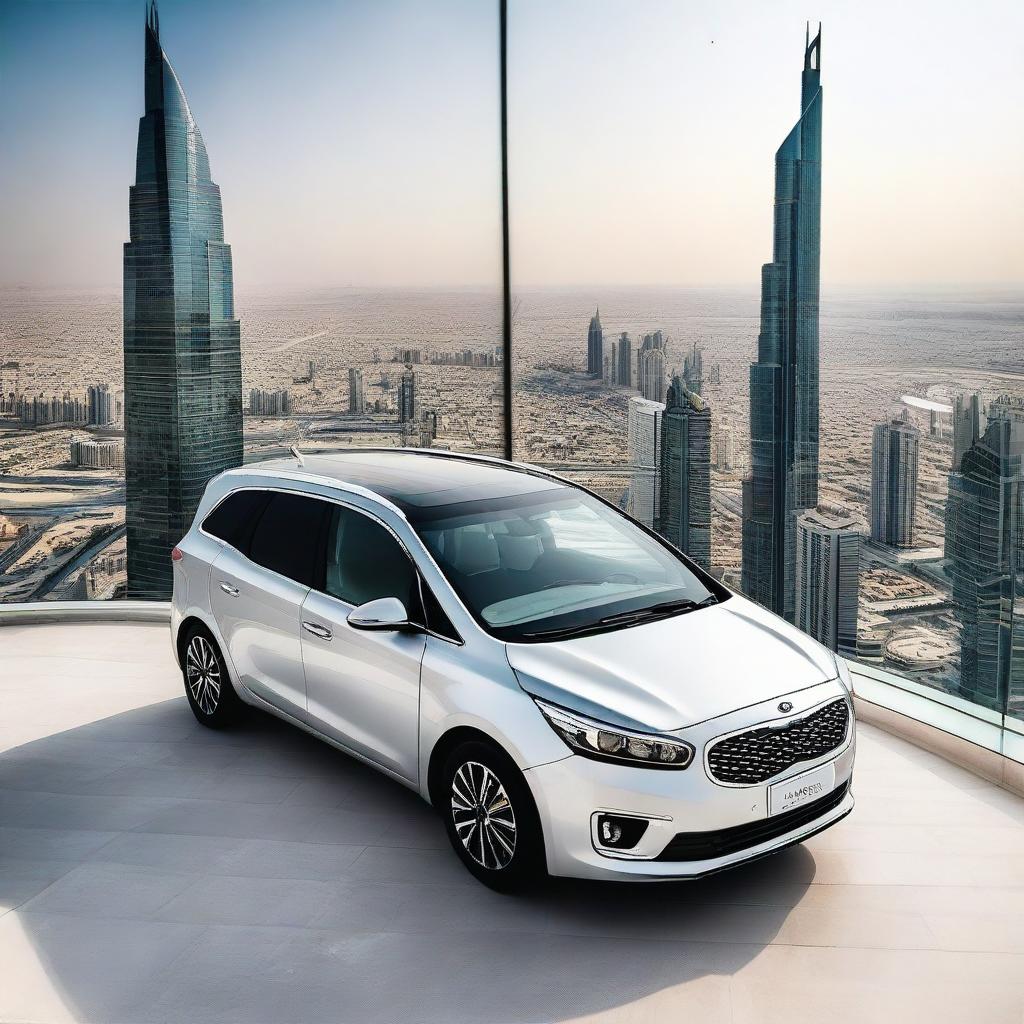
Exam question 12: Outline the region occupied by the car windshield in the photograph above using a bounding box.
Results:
[410,486,722,642]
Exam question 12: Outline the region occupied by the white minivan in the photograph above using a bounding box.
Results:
[171,449,855,889]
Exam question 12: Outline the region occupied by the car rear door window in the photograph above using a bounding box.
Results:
[248,492,330,588]
[202,489,271,556]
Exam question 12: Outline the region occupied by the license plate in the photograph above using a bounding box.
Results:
[769,761,836,815]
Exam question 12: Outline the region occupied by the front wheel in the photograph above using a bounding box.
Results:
[181,627,242,728]
[441,740,545,891]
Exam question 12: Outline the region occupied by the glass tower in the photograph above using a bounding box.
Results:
[124,2,242,599]
[626,396,663,529]
[742,25,823,621]
[946,397,1024,712]
[656,376,711,570]
[870,414,920,548]
[795,505,860,657]
[586,308,603,377]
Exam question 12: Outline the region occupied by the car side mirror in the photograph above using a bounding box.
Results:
[347,597,417,633]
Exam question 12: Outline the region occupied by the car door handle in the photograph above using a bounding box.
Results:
[219,582,239,596]
[302,621,332,641]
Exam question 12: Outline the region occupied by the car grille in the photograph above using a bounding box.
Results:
[706,698,850,785]
[655,779,850,862]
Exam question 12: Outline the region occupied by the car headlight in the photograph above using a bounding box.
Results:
[534,699,694,769]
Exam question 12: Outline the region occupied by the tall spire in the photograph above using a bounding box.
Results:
[804,22,821,71]
[147,0,159,40]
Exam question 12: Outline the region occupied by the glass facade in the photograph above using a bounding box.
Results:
[0,1,1022,747]
[123,5,243,600]
[741,27,822,623]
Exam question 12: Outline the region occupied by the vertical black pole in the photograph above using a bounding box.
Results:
[499,0,513,461]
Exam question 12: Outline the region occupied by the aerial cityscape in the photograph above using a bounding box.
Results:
[0,6,1020,721]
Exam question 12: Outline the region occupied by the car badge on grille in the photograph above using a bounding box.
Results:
[778,701,793,713]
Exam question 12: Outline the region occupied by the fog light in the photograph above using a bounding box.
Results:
[595,814,649,850]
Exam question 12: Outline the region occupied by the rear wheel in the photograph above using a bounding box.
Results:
[440,740,545,891]
[181,627,242,728]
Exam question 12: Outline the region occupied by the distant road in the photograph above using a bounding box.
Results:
[31,524,126,599]
[269,330,328,354]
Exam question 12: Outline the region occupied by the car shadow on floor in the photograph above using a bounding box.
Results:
[2,697,819,1024]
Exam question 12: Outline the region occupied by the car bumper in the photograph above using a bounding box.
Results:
[525,683,856,881]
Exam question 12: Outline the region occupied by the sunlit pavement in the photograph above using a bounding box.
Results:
[3,622,1024,1023]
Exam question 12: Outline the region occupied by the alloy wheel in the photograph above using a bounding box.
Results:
[185,635,221,716]
[450,760,518,870]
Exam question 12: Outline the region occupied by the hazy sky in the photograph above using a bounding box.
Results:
[1,0,1022,292]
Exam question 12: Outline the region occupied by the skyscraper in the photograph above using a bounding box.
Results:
[870,413,920,548]
[604,338,619,386]
[946,396,1024,711]
[795,505,860,657]
[626,396,664,528]
[123,2,242,599]
[586,308,603,377]
[348,367,366,415]
[683,342,704,396]
[742,26,823,622]
[399,367,416,422]
[952,392,987,472]
[638,335,666,403]
[87,384,114,426]
[656,377,711,569]
[616,333,633,388]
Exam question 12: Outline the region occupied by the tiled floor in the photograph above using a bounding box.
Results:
[2,621,1024,1023]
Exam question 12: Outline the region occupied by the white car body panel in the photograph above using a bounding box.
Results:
[171,451,856,881]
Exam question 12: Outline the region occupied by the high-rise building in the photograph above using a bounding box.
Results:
[742,26,823,622]
[586,308,603,377]
[399,367,416,422]
[87,384,114,426]
[795,504,860,657]
[638,346,665,403]
[626,396,664,528]
[604,338,619,387]
[946,396,1024,710]
[247,389,289,416]
[656,377,711,569]
[348,368,366,415]
[870,414,920,548]
[616,333,633,389]
[952,392,987,472]
[683,342,704,395]
[123,3,242,599]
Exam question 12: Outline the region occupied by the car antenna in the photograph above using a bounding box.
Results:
[289,445,305,468]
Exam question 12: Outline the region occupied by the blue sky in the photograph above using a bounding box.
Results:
[1,0,1022,291]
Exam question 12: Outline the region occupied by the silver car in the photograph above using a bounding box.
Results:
[171,449,855,889]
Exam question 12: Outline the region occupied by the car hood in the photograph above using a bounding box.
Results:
[506,593,837,732]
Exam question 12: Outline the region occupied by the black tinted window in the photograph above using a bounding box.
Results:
[324,506,418,610]
[202,490,271,555]
[248,492,329,587]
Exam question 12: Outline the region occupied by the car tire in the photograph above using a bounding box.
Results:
[180,626,242,729]
[440,740,545,892]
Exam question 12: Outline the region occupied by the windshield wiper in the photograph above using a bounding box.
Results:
[519,594,718,641]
